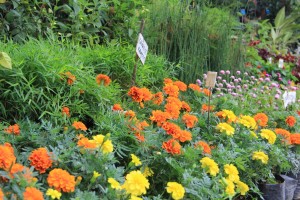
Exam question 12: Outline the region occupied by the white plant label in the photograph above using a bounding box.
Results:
[205,71,217,88]
[278,59,284,69]
[136,33,148,65]
[282,91,296,108]
[268,57,272,64]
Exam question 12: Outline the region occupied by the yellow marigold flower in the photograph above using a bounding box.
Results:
[130,196,143,200]
[200,157,219,176]
[122,170,150,196]
[236,180,249,195]
[142,166,154,177]
[222,109,237,123]
[92,134,114,153]
[250,131,258,138]
[260,129,276,144]
[238,115,257,130]
[224,164,240,182]
[131,154,142,166]
[166,182,185,200]
[252,151,269,164]
[225,178,235,197]
[216,123,235,136]
[90,171,101,183]
[46,188,62,199]
[108,178,122,190]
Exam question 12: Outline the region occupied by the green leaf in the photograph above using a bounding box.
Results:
[0,0,6,3]
[274,7,285,28]
[0,52,12,69]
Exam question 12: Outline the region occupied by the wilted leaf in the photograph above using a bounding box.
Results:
[0,52,12,69]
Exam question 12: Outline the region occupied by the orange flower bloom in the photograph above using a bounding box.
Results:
[201,104,214,112]
[164,78,173,84]
[77,137,97,149]
[72,121,87,131]
[152,92,164,105]
[166,97,182,108]
[178,130,192,142]
[64,72,76,85]
[286,116,296,127]
[0,188,4,199]
[182,113,198,128]
[96,74,111,86]
[47,168,76,193]
[188,84,201,92]
[202,88,211,96]
[253,113,268,127]
[9,163,25,175]
[4,124,20,135]
[0,143,16,170]
[23,187,44,200]
[112,104,123,111]
[125,110,136,119]
[162,139,181,155]
[134,133,145,142]
[162,122,181,139]
[9,164,35,184]
[150,110,171,126]
[181,101,191,112]
[174,81,187,91]
[62,107,70,117]
[165,103,181,119]
[275,128,291,144]
[28,148,53,173]
[163,83,179,97]
[128,87,153,106]
[291,134,300,145]
[195,141,211,154]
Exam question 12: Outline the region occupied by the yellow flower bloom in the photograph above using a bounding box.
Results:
[252,151,269,164]
[260,129,276,144]
[131,154,142,166]
[222,109,237,123]
[108,178,122,190]
[93,171,101,179]
[166,182,185,200]
[122,170,150,196]
[238,115,257,130]
[130,196,143,200]
[224,164,240,182]
[236,180,249,195]
[92,134,105,146]
[102,140,113,153]
[200,157,219,176]
[250,131,258,138]
[225,178,235,196]
[216,123,235,136]
[142,166,154,177]
[46,188,62,200]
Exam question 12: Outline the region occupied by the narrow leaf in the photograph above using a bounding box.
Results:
[274,7,285,28]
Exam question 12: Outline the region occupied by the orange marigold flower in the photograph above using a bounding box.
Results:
[181,101,191,112]
[77,137,97,149]
[253,113,268,127]
[286,116,296,127]
[28,148,53,174]
[165,103,181,119]
[72,121,87,131]
[47,168,76,193]
[4,124,20,135]
[135,133,145,142]
[182,113,198,128]
[195,141,211,154]
[0,143,16,170]
[96,74,111,86]
[9,164,35,184]
[23,187,44,200]
[291,134,300,145]
[275,128,291,144]
[166,97,182,108]
[62,107,70,117]
[140,88,153,102]
[9,163,24,175]
[174,81,187,91]
[64,72,76,85]
[202,88,211,96]
[163,83,179,97]
[128,86,143,102]
[178,130,192,142]
[152,92,164,105]
[150,110,171,126]
[162,122,181,139]
[125,110,136,119]
[112,104,123,111]
[162,139,181,155]
[0,188,4,199]
[201,104,214,112]
[188,84,201,92]
[164,78,173,84]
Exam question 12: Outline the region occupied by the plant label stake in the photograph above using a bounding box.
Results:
[278,59,284,69]
[205,71,217,128]
[131,19,146,86]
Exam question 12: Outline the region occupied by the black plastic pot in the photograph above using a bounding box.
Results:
[259,175,285,200]
[281,174,298,200]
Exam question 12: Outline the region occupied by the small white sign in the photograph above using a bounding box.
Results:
[136,33,148,65]
[282,91,296,108]
[268,57,272,64]
[278,59,284,69]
